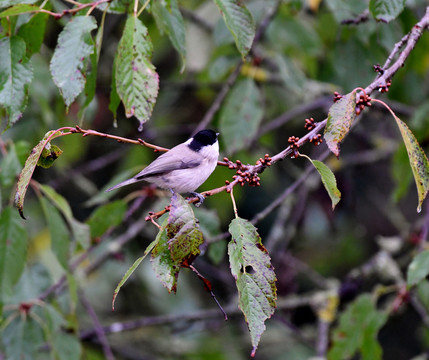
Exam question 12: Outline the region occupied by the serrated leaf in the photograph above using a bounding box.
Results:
[324,90,357,158]
[112,235,159,310]
[115,15,159,130]
[220,78,264,153]
[0,207,27,303]
[0,36,33,129]
[228,217,276,356]
[151,218,178,292]
[328,294,387,360]
[0,4,38,17]
[15,131,63,218]
[49,16,97,107]
[301,155,341,209]
[407,250,429,287]
[40,197,70,269]
[369,0,406,23]
[390,113,429,212]
[152,0,186,72]
[17,11,49,57]
[86,200,127,238]
[166,193,204,265]
[37,144,63,168]
[214,0,255,58]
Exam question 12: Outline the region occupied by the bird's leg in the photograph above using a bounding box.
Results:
[189,192,205,207]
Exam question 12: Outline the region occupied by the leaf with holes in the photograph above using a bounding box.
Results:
[369,0,406,23]
[328,294,388,360]
[214,0,255,59]
[166,193,204,265]
[228,217,276,357]
[390,112,429,212]
[220,78,264,154]
[151,194,204,293]
[0,36,33,129]
[115,15,159,130]
[150,218,179,293]
[324,90,357,158]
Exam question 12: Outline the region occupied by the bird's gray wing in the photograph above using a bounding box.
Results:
[135,145,202,179]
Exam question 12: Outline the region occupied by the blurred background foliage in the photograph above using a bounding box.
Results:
[2,0,429,359]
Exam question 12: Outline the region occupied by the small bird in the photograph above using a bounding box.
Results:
[106,129,219,204]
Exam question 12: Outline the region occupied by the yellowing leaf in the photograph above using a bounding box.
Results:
[151,194,204,293]
[324,90,357,158]
[391,113,429,212]
[15,130,63,219]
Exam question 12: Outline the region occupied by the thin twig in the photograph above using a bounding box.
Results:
[79,289,115,360]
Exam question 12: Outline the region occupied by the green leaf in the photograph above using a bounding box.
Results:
[0,141,22,188]
[86,200,127,238]
[213,0,255,59]
[328,294,387,360]
[220,78,264,153]
[37,144,63,168]
[390,112,429,212]
[324,90,357,158]
[0,0,38,9]
[112,236,159,310]
[17,11,49,57]
[228,217,276,356]
[151,218,178,292]
[39,184,90,250]
[166,193,204,265]
[0,207,27,303]
[324,0,367,23]
[0,4,38,17]
[152,0,186,72]
[115,15,159,130]
[15,130,63,218]
[407,250,429,287]
[43,305,82,360]
[369,0,406,23]
[49,16,97,108]
[0,36,33,129]
[300,155,341,209]
[109,56,120,123]
[40,197,70,270]
[2,316,44,360]
[151,194,204,293]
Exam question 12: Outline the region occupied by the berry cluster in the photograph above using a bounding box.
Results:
[355,93,372,115]
[378,79,392,93]
[256,153,272,167]
[304,117,316,131]
[288,136,300,158]
[333,91,343,103]
[310,134,323,146]
[373,64,384,75]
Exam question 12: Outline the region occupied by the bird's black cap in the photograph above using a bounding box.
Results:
[189,130,218,151]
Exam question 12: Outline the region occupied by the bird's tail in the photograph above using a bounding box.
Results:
[105,177,140,192]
